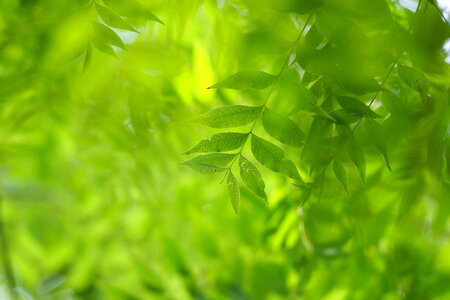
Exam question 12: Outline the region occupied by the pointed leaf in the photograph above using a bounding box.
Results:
[397,64,429,95]
[182,153,236,174]
[208,71,276,90]
[251,134,302,181]
[364,119,391,171]
[347,136,366,181]
[239,155,267,201]
[185,132,248,154]
[335,96,381,118]
[192,105,262,128]
[95,3,139,32]
[227,171,240,214]
[103,0,164,24]
[92,21,126,50]
[262,108,304,147]
[333,159,349,193]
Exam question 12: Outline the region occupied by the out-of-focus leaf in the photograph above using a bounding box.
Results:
[364,119,392,170]
[227,171,240,214]
[347,135,366,181]
[330,109,362,125]
[185,132,248,154]
[192,105,262,128]
[239,155,267,201]
[335,96,381,118]
[251,134,301,181]
[333,159,349,193]
[262,108,304,147]
[397,64,429,95]
[182,153,236,173]
[95,3,139,33]
[208,71,276,90]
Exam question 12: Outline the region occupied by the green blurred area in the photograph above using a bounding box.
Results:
[0,0,449,299]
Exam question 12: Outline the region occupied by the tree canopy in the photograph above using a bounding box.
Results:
[0,0,449,299]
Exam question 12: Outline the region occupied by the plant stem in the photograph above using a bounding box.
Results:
[0,196,17,300]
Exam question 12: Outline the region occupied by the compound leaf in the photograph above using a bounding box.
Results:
[182,153,236,174]
[185,132,248,154]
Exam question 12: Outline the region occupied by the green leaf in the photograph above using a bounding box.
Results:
[335,96,380,118]
[262,108,304,147]
[208,71,276,90]
[251,134,302,181]
[192,105,262,128]
[103,0,164,24]
[329,109,362,125]
[364,119,391,171]
[92,21,127,50]
[185,132,248,154]
[182,153,236,174]
[95,3,139,33]
[333,159,349,193]
[227,171,240,214]
[397,64,429,94]
[239,155,267,201]
[347,136,366,181]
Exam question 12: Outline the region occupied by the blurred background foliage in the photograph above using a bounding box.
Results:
[0,0,449,299]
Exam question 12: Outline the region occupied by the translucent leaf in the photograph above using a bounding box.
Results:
[239,155,267,201]
[335,96,380,118]
[329,109,362,125]
[227,171,240,214]
[262,108,304,147]
[251,134,302,181]
[182,153,236,174]
[95,3,139,33]
[208,71,276,90]
[397,64,429,94]
[92,21,126,50]
[347,136,366,181]
[103,0,164,24]
[333,159,349,193]
[364,119,391,171]
[185,132,248,154]
[192,105,262,128]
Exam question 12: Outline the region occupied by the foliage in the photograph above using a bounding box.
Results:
[0,0,449,299]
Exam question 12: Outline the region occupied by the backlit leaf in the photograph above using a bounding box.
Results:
[364,119,391,171]
[262,108,304,147]
[103,0,164,24]
[335,96,380,118]
[397,64,429,95]
[239,155,267,201]
[347,136,366,181]
[208,71,276,90]
[227,171,240,214]
[192,105,262,128]
[95,3,139,33]
[251,134,302,181]
[185,132,248,154]
[92,21,127,50]
[182,153,236,174]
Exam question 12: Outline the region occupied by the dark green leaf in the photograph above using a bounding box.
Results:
[182,153,236,174]
[208,71,276,90]
[262,108,304,147]
[185,133,248,154]
[335,96,381,118]
[239,155,267,201]
[192,105,262,128]
[251,134,302,181]
[227,171,240,214]
[333,159,349,193]
[95,3,139,33]
[329,109,362,125]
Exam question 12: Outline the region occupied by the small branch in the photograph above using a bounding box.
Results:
[0,196,17,300]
